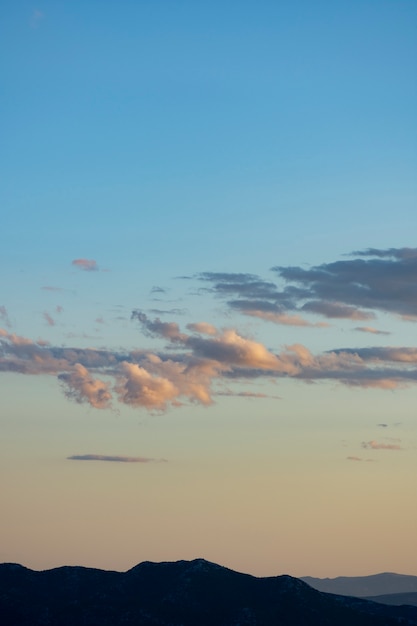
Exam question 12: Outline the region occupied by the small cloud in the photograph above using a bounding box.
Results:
[72,258,99,272]
[148,308,187,316]
[95,316,105,324]
[362,440,402,451]
[56,305,64,314]
[41,286,66,292]
[0,306,12,328]
[150,286,167,294]
[67,454,166,463]
[347,456,362,461]
[377,423,388,428]
[43,312,55,326]
[216,391,281,399]
[354,326,390,335]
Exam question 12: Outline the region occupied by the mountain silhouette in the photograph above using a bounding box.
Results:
[1,558,417,625]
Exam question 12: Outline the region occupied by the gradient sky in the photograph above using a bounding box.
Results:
[1,1,417,578]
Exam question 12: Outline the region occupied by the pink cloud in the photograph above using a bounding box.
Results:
[72,258,99,272]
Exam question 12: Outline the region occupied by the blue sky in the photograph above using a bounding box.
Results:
[1,1,417,577]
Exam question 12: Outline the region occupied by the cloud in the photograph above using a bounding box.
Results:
[347,456,362,461]
[216,391,281,399]
[2,291,417,413]
[196,248,417,325]
[150,286,167,294]
[236,308,328,327]
[186,322,217,335]
[72,258,99,272]
[302,301,374,320]
[361,440,402,450]
[59,364,112,409]
[0,306,11,328]
[272,247,417,321]
[131,310,187,341]
[354,326,390,335]
[43,312,55,327]
[41,286,66,292]
[67,454,165,463]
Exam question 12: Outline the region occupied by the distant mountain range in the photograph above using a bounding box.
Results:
[301,573,417,607]
[1,559,417,626]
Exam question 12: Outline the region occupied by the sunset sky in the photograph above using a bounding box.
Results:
[1,1,417,578]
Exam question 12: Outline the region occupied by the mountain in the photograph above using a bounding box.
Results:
[301,573,417,597]
[1,558,417,625]
[364,593,417,608]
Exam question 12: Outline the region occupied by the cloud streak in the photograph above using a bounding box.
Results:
[67,454,165,463]
[362,440,403,451]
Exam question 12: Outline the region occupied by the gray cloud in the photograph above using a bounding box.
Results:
[197,248,417,324]
[273,247,417,320]
[67,454,165,463]
[0,306,12,328]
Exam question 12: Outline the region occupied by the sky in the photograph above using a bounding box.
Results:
[1,1,417,578]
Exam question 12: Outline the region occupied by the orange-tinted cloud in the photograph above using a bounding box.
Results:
[186,322,217,335]
[354,326,390,335]
[59,364,112,409]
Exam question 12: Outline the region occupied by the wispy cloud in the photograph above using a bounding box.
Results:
[354,326,390,335]
[362,440,403,451]
[0,306,12,328]
[72,258,99,272]
[43,312,55,327]
[67,454,165,463]
[41,286,66,292]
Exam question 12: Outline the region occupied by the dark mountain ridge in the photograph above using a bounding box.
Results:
[1,558,417,625]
